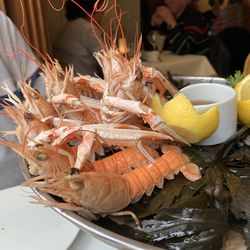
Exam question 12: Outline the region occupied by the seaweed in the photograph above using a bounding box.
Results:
[98,127,250,249]
[218,127,250,245]
[127,175,191,219]
[143,206,227,250]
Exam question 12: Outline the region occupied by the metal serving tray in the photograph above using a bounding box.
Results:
[173,76,228,85]
[19,76,239,250]
[19,158,162,250]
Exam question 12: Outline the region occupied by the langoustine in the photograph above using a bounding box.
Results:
[1,87,173,176]
[24,145,201,222]
[0,0,203,224]
[1,81,201,222]
[36,12,188,145]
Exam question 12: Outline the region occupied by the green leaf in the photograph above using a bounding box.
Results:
[226,70,245,87]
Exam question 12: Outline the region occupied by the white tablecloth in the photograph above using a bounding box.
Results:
[0,186,247,250]
[142,51,217,77]
[0,186,116,250]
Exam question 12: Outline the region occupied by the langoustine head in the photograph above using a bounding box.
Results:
[94,36,144,100]
[41,58,78,100]
[19,83,56,119]
[4,105,49,143]
[0,138,71,176]
[30,172,131,214]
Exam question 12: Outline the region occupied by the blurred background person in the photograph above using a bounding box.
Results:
[147,0,233,76]
[146,0,250,77]
[206,0,250,75]
[150,0,212,55]
[0,11,44,189]
[217,26,250,76]
[53,0,102,76]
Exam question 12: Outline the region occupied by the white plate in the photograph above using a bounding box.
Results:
[69,231,117,250]
[0,186,79,250]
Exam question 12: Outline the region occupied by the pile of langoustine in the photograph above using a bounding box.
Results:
[0,39,202,222]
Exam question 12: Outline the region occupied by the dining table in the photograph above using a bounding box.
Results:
[142,51,217,77]
[0,185,116,250]
[0,184,247,250]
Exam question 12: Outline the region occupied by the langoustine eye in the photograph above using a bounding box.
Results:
[35,152,48,161]
[33,144,48,161]
[68,177,84,190]
[23,112,34,120]
[144,80,153,89]
[67,138,81,147]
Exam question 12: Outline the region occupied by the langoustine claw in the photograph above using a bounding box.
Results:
[27,123,173,173]
[102,96,189,145]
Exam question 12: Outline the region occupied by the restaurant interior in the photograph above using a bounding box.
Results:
[0,0,250,250]
[1,0,250,76]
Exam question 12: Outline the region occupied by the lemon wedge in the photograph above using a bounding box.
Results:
[237,100,250,126]
[160,93,219,143]
[152,94,163,115]
[235,74,250,126]
[235,74,250,101]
